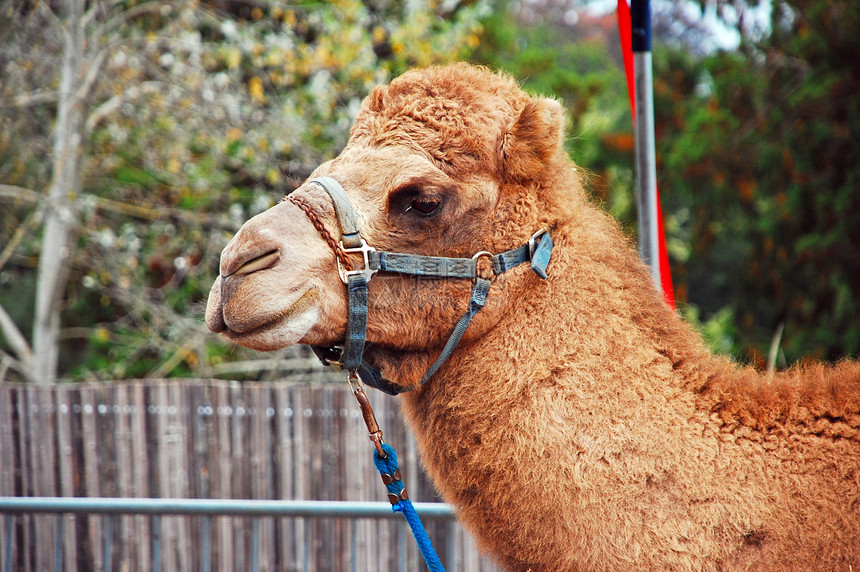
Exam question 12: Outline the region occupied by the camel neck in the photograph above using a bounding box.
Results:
[400,203,719,432]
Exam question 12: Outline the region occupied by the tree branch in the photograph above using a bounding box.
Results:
[82,0,120,29]
[73,45,110,107]
[35,0,62,29]
[85,80,166,135]
[0,303,33,381]
[0,201,44,273]
[97,0,170,37]
[1,90,59,109]
[0,349,34,383]
[0,184,40,203]
[200,357,327,378]
[84,193,232,226]
[0,184,231,227]
[146,343,196,378]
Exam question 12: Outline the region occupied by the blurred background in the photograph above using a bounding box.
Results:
[1,0,858,384]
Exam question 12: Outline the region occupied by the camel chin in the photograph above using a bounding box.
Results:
[205,276,320,352]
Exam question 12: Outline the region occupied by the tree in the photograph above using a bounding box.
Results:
[0,0,487,382]
[473,0,635,221]
[2,0,203,383]
[656,0,860,365]
[32,0,86,384]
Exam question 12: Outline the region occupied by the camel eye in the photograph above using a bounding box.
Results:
[388,181,450,220]
[408,195,443,217]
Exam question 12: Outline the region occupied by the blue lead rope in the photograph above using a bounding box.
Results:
[373,444,446,572]
[346,378,447,571]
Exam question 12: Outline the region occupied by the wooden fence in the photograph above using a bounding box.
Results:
[0,380,500,571]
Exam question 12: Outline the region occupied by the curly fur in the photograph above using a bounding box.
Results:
[206,63,860,570]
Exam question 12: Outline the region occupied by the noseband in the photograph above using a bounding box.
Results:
[287,176,553,395]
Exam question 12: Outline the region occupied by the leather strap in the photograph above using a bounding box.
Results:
[419,277,491,385]
[367,234,551,281]
[344,273,368,371]
[310,177,363,249]
[370,251,475,279]
[303,177,554,394]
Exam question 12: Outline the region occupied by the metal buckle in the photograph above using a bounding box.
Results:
[471,250,494,281]
[337,239,378,284]
[528,229,547,259]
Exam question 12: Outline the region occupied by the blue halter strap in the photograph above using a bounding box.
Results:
[305,176,553,394]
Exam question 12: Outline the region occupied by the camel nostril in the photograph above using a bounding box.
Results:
[227,250,280,278]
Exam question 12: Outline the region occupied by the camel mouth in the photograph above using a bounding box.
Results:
[229,249,280,277]
[217,288,320,351]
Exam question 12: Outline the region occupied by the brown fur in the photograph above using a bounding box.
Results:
[205,63,860,570]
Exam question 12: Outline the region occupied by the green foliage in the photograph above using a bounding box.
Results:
[682,305,739,356]
[473,3,635,223]
[0,0,487,381]
[656,0,860,364]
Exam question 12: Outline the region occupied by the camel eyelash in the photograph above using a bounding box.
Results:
[405,194,444,217]
[389,183,449,218]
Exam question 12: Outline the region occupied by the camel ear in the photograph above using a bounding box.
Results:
[364,84,387,113]
[500,97,565,182]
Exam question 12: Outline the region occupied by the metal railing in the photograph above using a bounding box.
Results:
[0,497,459,572]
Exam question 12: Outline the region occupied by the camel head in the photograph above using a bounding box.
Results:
[205,63,576,391]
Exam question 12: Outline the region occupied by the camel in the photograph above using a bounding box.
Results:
[205,63,860,571]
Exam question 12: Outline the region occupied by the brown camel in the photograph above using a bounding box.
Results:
[205,63,860,571]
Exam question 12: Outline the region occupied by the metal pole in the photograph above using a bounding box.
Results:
[250,517,260,572]
[0,497,456,519]
[631,0,661,287]
[447,520,457,572]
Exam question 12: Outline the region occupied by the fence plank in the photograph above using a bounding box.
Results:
[80,386,103,571]
[272,384,294,571]
[292,385,310,569]
[0,380,501,572]
[131,382,150,572]
[54,386,76,572]
[212,381,233,571]
[229,381,248,571]
[13,388,31,571]
[0,388,11,497]
[29,387,52,571]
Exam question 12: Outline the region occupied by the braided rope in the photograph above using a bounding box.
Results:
[285,194,354,272]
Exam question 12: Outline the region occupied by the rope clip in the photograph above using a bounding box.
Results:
[348,370,388,459]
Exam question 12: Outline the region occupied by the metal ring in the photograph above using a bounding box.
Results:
[529,229,547,259]
[471,250,494,281]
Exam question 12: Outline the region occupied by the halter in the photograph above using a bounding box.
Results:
[285,176,552,571]
[288,176,554,395]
